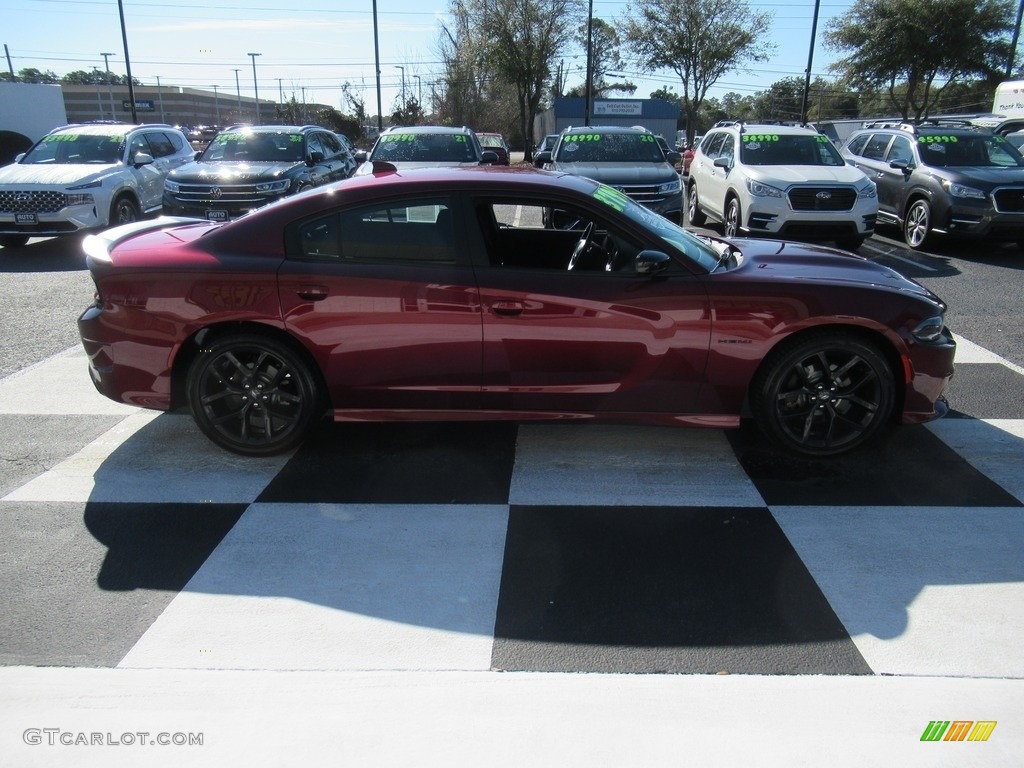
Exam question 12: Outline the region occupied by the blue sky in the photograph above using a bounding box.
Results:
[4,0,856,116]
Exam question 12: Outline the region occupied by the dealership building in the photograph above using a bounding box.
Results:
[534,98,681,145]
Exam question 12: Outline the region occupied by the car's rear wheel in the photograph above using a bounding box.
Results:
[904,199,932,250]
[724,197,742,238]
[186,334,323,455]
[751,332,895,456]
[687,182,707,226]
[0,234,30,248]
[109,195,139,227]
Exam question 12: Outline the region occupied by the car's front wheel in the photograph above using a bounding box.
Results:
[724,197,742,238]
[186,334,324,455]
[904,199,932,250]
[751,332,895,456]
[687,183,707,226]
[109,195,139,227]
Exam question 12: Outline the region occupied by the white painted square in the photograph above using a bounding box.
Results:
[509,424,765,507]
[927,418,1024,504]
[119,503,509,671]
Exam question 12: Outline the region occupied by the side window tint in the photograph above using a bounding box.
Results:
[862,134,893,161]
[845,134,869,157]
[306,134,326,160]
[318,132,342,157]
[703,133,726,158]
[164,132,186,153]
[146,132,175,158]
[886,136,913,165]
[128,134,152,160]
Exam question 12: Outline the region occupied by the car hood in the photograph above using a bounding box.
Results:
[0,163,121,187]
[923,165,1024,185]
[733,238,937,297]
[168,161,302,182]
[551,162,676,184]
[745,164,869,186]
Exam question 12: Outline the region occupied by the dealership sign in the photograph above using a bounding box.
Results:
[122,100,155,112]
[593,101,642,116]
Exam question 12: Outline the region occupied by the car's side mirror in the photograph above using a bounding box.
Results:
[889,159,911,172]
[535,150,553,165]
[132,152,154,167]
[635,249,671,275]
[666,151,682,165]
[307,151,325,165]
[480,150,498,165]
[354,150,368,163]
[713,156,731,170]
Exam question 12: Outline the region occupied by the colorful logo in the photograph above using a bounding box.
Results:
[920,721,997,742]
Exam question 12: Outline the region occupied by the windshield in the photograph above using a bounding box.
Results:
[917,133,1024,168]
[590,184,720,271]
[372,133,480,162]
[201,131,305,162]
[740,134,845,166]
[21,132,125,165]
[555,132,666,163]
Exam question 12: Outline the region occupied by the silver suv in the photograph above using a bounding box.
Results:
[686,122,878,250]
[0,122,194,248]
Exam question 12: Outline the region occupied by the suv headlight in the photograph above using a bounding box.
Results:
[942,180,986,199]
[745,178,783,198]
[858,181,877,199]
[165,179,180,194]
[255,180,291,194]
[658,178,681,195]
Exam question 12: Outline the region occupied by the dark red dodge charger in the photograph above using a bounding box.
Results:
[78,166,955,457]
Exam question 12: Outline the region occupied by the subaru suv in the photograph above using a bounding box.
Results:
[842,121,1024,250]
[0,122,193,248]
[163,125,356,221]
[687,122,877,250]
[355,125,497,173]
[535,126,683,221]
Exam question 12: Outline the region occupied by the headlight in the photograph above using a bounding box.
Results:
[942,180,986,199]
[67,180,102,191]
[65,193,94,206]
[658,178,681,195]
[255,180,290,194]
[164,179,180,194]
[858,182,877,199]
[745,178,783,198]
[912,315,945,342]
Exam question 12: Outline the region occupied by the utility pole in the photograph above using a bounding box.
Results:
[101,52,115,119]
[234,69,242,122]
[248,53,262,124]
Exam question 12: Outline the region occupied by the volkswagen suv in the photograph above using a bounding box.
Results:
[842,121,1024,250]
[0,122,194,248]
[687,122,877,250]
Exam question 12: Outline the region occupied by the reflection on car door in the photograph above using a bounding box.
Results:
[469,200,712,414]
[278,196,484,411]
[127,133,167,211]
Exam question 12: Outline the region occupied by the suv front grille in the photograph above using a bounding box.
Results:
[170,183,266,205]
[615,183,671,205]
[788,187,856,212]
[0,190,69,214]
[993,187,1024,213]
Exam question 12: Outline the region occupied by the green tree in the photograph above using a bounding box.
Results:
[624,0,774,145]
[825,0,1015,121]
[2,68,60,83]
[568,17,637,98]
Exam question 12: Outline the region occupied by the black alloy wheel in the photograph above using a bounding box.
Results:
[752,333,895,456]
[186,334,323,455]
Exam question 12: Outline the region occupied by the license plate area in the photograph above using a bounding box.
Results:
[205,210,229,222]
[15,213,38,225]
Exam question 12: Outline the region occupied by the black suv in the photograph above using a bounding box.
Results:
[842,121,1024,249]
[163,125,357,221]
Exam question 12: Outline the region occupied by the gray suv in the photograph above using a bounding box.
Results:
[536,126,683,222]
[842,121,1024,249]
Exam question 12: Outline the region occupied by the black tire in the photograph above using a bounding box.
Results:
[751,333,895,456]
[687,182,707,226]
[835,236,865,251]
[186,334,323,456]
[109,195,140,228]
[903,199,932,250]
[724,197,742,239]
[0,234,30,248]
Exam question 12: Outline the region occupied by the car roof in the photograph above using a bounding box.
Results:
[383,125,474,135]
[50,123,168,136]
[563,125,649,134]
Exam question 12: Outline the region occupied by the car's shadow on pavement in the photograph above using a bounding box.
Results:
[0,235,88,272]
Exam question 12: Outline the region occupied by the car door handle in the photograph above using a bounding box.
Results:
[295,285,329,301]
[490,300,524,316]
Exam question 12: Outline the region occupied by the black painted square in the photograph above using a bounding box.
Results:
[491,505,871,674]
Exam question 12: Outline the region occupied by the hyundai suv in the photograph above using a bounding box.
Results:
[687,122,877,250]
[355,125,497,173]
[841,121,1024,250]
[535,126,683,221]
[163,125,356,221]
[0,122,194,248]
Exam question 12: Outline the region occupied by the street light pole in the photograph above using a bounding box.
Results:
[212,84,220,124]
[395,65,406,111]
[155,75,165,123]
[101,52,115,119]
[234,69,242,122]
[248,52,262,124]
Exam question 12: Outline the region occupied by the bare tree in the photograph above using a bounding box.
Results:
[625,0,774,144]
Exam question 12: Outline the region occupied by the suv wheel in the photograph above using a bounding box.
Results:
[110,195,140,227]
[687,182,706,226]
[904,199,932,250]
[724,197,742,238]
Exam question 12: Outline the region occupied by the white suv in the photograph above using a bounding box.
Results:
[686,122,878,250]
[0,123,194,248]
